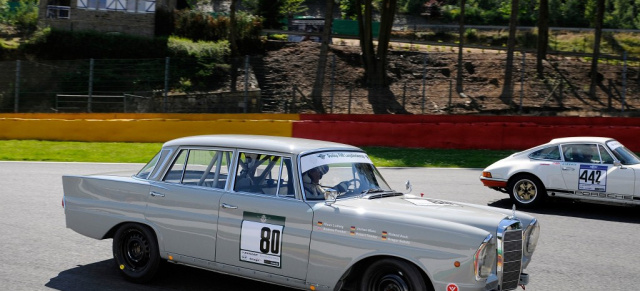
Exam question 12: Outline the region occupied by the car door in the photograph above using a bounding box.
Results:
[598,144,635,198]
[145,148,234,262]
[561,143,634,197]
[215,152,313,280]
[528,145,567,190]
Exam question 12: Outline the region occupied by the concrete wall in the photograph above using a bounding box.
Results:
[1,113,639,151]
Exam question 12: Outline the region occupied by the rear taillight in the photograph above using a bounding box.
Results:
[62,197,65,209]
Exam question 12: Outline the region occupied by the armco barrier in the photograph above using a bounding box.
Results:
[292,115,640,151]
[0,113,297,143]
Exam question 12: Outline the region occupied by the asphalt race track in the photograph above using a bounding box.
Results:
[1,161,639,290]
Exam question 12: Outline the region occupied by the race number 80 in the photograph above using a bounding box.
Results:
[260,227,281,254]
[241,220,284,257]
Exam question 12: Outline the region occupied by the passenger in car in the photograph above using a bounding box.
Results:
[303,165,329,200]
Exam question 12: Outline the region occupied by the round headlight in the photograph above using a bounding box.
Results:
[524,219,540,256]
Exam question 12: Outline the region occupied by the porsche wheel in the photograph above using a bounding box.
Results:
[360,258,428,291]
[112,223,160,283]
[508,174,546,208]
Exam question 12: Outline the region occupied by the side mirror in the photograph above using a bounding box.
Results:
[324,188,338,205]
[405,180,412,194]
[613,160,626,168]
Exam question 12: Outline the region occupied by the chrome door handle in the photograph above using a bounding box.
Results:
[562,167,575,171]
[150,191,165,197]
[221,203,238,209]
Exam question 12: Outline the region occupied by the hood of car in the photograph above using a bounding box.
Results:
[332,195,511,235]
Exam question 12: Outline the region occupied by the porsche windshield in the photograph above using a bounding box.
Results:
[607,140,640,165]
[300,151,392,200]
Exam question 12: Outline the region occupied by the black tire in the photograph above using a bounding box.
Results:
[359,258,428,291]
[112,223,161,283]
[507,174,546,208]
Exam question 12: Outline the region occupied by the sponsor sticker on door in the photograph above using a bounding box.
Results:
[240,212,286,268]
[578,165,608,192]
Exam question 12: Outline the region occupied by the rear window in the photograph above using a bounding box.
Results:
[529,146,561,161]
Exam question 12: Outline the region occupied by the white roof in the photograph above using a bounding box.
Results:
[548,136,615,144]
[162,134,361,155]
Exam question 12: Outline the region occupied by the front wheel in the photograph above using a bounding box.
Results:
[359,258,428,291]
[112,223,161,283]
[508,174,546,208]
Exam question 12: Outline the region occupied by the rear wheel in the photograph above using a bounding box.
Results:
[112,223,160,283]
[359,258,428,291]
[508,174,546,208]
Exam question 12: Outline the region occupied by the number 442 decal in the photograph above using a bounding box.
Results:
[240,212,286,268]
[578,165,608,192]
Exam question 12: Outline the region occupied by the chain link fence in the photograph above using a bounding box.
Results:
[1,45,638,115]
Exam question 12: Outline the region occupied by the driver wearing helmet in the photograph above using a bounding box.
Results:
[303,165,329,200]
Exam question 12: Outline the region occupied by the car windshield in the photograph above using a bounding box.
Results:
[300,151,393,200]
[606,140,640,165]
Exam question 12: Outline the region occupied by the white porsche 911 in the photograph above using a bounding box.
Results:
[480,136,640,208]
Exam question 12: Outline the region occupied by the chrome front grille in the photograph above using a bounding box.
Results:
[501,229,523,290]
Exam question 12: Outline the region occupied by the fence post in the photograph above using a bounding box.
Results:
[14,60,20,113]
[292,85,297,113]
[330,54,335,114]
[559,78,563,102]
[519,52,525,114]
[621,51,627,113]
[88,58,94,113]
[348,86,352,114]
[402,82,406,109]
[448,78,452,110]
[164,57,170,113]
[421,53,427,114]
[244,55,249,113]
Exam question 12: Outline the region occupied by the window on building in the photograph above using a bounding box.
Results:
[47,0,71,18]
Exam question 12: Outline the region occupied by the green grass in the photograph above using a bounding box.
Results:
[0,140,162,163]
[0,140,517,168]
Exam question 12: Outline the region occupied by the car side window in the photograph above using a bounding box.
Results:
[164,149,233,188]
[598,145,615,164]
[562,144,599,163]
[234,152,295,197]
[165,150,188,183]
[529,146,561,161]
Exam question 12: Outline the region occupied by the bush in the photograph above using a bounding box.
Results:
[1,0,38,31]
[21,29,169,59]
[172,10,263,54]
[167,36,231,90]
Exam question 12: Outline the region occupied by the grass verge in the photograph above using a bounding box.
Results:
[0,140,518,168]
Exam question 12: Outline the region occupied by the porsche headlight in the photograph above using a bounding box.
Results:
[474,234,496,281]
[523,218,540,256]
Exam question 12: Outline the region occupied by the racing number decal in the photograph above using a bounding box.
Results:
[578,165,608,192]
[240,212,285,268]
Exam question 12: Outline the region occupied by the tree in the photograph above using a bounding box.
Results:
[229,0,239,56]
[456,0,465,94]
[536,0,548,78]
[281,0,308,18]
[310,0,335,113]
[500,0,519,103]
[356,0,398,87]
[588,0,604,99]
[353,0,408,114]
[243,0,284,29]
